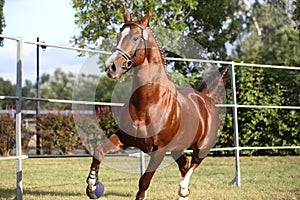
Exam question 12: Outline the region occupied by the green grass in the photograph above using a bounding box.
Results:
[0,156,299,199]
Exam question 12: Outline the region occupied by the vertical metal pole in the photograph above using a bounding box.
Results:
[16,38,23,200]
[229,62,241,187]
[139,150,146,198]
[36,37,41,155]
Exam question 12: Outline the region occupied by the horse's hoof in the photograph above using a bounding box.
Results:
[86,182,104,199]
[135,193,146,200]
[178,187,190,198]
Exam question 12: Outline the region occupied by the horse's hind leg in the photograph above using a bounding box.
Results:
[177,145,205,200]
[171,151,189,177]
[86,131,124,199]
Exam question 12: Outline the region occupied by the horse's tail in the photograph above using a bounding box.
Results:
[198,66,228,104]
[196,67,228,158]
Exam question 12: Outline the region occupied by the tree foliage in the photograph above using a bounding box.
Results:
[0,77,15,109]
[38,67,76,109]
[0,0,5,46]
[221,0,300,155]
[71,0,245,60]
[292,0,300,30]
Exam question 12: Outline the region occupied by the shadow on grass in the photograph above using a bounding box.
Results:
[24,190,83,197]
[0,186,133,199]
[102,191,132,198]
[0,187,83,199]
[0,188,15,199]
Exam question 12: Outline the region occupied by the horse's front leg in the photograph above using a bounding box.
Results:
[136,149,166,200]
[86,132,124,199]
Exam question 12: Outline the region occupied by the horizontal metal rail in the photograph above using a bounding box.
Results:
[0,95,19,100]
[0,34,21,41]
[24,40,111,55]
[1,96,300,110]
[0,155,28,161]
[23,97,124,106]
[1,145,299,161]
[1,34,299,70]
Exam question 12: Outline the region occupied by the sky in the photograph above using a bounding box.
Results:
[0,0,89,84]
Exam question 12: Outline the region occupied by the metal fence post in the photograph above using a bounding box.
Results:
[229,62,241,187]
[16,37,23,200]
[140,150,146,198]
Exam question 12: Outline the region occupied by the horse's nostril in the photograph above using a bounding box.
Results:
[111,63,116,72]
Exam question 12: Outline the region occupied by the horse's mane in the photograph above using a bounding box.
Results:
[146,27,167,67]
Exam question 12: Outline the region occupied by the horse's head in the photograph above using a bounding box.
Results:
[105,10,150,79]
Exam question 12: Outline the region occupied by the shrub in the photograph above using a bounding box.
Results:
[0,113,15,156]
[0,113,30,156]
[39,113,81,154]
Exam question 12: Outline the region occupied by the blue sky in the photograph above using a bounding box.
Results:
[0,0,87,84]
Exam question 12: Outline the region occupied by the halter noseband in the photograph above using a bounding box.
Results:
[112,22,148,71]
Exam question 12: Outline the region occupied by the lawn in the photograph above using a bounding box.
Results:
[0,156,299,199]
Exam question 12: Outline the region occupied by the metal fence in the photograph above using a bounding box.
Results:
[0,34,300,200]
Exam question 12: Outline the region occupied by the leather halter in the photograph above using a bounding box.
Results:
[112,22,148,71]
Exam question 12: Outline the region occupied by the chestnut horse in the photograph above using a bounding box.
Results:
[86,10,228,200]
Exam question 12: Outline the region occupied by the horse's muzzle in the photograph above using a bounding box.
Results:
[105,63,119,79]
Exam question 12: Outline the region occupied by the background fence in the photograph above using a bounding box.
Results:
[0,34,299,200]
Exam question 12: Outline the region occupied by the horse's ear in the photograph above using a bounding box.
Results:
[124,10,131,22]
[141,10,150,27]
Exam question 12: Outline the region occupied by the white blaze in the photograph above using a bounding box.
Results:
[105,27,130,67]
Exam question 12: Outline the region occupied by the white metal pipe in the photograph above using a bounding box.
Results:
[1,34,300,70]
[23,97,124,106]
[0,96,19,100]
[15,37,23,200]
[24,40,111,55]
[230,62,241,187]
[0,34,21,41]
[0,155,28,161]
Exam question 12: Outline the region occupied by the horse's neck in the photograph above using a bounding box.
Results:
[129,37,178,124]
[132,49,176,97]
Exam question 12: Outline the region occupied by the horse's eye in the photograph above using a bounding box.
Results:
[132,36,139,41]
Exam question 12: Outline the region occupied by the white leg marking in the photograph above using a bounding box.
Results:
[178,168,193,198]
[87,169,97,191]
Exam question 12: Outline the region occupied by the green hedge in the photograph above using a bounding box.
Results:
[215,110,300,155]
[1,109,298,156]
[37,109,300,156]
[0,113,31,156]
[0,114,15,156]
[214,67,300,155]
[39,113,82,155]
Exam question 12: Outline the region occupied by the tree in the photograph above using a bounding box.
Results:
[228,1,300,155]
[0,77,15,109]
[39,67,76,109]
[71,0,246,60]
[292,0,300,30]
[0,0,5,46]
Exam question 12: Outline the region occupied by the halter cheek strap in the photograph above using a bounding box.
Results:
[112,22,148,71]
